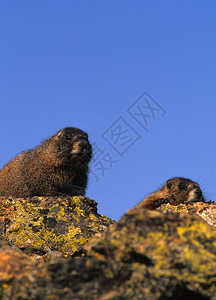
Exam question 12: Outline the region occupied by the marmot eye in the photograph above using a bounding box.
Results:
[167,182,172,189]
[65,135,71,140]
[178,184,185,190]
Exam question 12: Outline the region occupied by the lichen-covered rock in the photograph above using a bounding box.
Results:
[0,247,37,281]
[1,204,216,299]
[0,196,114,259]
[157,201,216,226]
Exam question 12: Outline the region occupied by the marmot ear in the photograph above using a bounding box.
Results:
[56,129,63,138]
[166,180,172,189]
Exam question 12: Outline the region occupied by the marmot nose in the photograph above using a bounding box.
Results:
[78,140,88,150]
[194,187,202,198]
[72,139,90,155]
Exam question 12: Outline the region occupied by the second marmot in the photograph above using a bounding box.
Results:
[136,177,205,210]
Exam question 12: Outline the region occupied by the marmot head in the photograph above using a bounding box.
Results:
[51,127,92,164]
[163,177,205,205]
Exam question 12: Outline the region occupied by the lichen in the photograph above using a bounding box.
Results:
[2,196,114,256]
[1,198,216,299]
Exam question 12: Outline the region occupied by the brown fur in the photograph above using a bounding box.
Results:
[0,127,92,197]
[136,177,205,210]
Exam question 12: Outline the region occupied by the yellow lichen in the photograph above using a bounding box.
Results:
[5,196,113,255]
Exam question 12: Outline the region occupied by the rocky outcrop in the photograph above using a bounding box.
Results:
[0,196,114,261]
[0,198,216,299]
[157,201,216,226]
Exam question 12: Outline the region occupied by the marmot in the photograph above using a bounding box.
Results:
[0,127,92,197]
[136,177,205,210]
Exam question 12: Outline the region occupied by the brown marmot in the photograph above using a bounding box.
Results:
[136,177,205,210]
[0,127,92,197]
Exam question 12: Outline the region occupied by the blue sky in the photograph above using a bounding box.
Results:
[0,1,215,220]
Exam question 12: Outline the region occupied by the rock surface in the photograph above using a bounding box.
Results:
[0,198,216,299]
[0,196,114,261]
[157,201,216,226]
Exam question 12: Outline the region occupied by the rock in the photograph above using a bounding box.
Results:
[157,201,216,226]
[0,247,36,281]
[1,203,216,299]
[0,196,114,260]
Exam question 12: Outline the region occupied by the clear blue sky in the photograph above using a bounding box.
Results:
[0,1,215,220]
